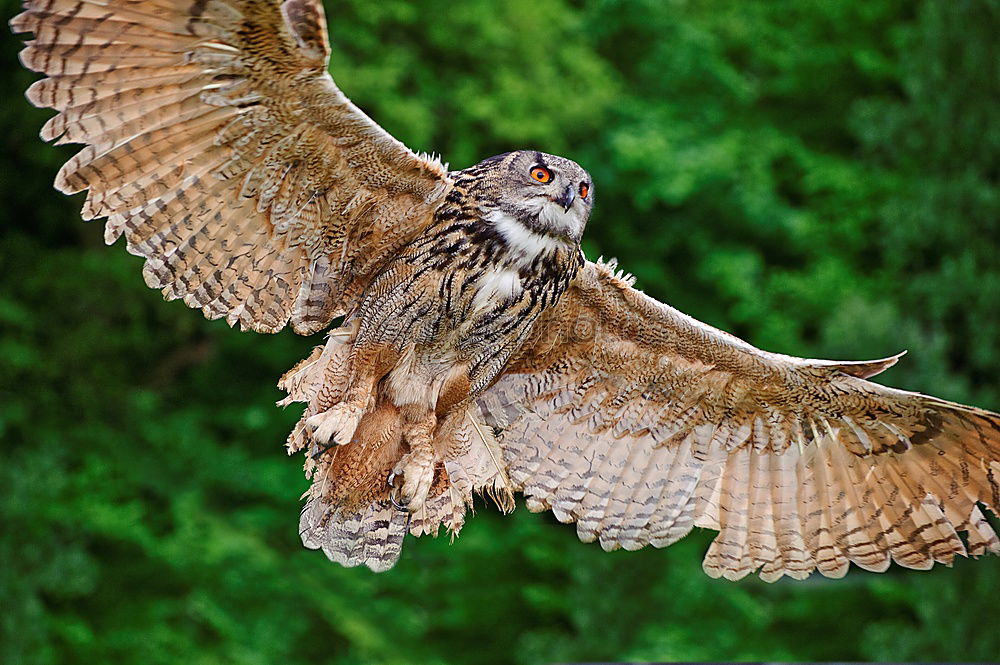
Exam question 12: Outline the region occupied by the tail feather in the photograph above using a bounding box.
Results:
[299,479,470,572]
[299,498,409,573]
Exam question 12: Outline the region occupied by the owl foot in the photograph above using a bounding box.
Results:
[388,441,435,512]
[386,472,408,511]
[306,402,365,452]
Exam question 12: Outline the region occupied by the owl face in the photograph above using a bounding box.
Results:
[474,150,593,251]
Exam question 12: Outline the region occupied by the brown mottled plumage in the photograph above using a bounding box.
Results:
[14,0,1000,579]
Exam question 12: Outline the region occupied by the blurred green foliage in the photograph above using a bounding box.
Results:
[2,0,999,663]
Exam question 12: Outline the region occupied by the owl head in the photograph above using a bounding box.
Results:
[467,150,593,253]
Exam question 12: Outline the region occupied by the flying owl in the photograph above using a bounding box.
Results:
[13,0,1000,581]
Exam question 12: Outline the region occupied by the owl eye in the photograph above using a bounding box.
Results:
[530,166,552,183]
[579,182,590,199]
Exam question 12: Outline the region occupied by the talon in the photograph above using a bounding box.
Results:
[400,465,433,513]
[387,472,409,512]
[310,439,336,461]
[390,493,409,512]
[387,415,436,513]
[305,403,364,447]
[390,449,434,513]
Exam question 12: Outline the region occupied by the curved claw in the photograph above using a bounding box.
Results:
[387,472,409,512]
[310,440,335,461]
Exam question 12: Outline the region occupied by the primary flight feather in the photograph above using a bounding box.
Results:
[13,0,1000,580]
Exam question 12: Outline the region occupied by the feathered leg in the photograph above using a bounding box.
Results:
[391,405,438,512]
[306,341,401,449]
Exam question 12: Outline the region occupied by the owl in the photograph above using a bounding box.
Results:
[13,0,1000,581]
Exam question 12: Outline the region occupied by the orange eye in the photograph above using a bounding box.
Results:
[530,166,552,183]
[579,182,590,199]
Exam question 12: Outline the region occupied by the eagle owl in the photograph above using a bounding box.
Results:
[13,0,1000,580]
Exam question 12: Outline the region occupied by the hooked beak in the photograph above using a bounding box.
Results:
[556,184,575,211]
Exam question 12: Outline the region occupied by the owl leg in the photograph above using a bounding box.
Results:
[307,342,400,451]
[390,407,438,512]
[307,399,371,454]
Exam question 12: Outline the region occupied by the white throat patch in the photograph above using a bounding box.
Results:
[486,209,566,264]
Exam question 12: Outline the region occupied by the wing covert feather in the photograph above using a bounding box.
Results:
[478,260,1000,581]
[13,0,453,334]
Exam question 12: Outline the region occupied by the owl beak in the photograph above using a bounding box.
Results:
[556,185,576,211]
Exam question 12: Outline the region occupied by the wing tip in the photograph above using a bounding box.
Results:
[816,350,908,379]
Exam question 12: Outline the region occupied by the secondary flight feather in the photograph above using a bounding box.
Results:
[13,0,1000,580]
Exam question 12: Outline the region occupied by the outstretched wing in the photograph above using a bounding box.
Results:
[12,0,452,333]
[477,260,1000,581]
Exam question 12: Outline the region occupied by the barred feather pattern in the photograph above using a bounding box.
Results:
[477,260,1000,581]
[13,0,452,334]
[280,323,515,572]
[16,0,1000,581]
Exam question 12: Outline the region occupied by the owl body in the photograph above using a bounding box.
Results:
[299,154,588,520]
[354,161,584,389]
[17,0,1000,578]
